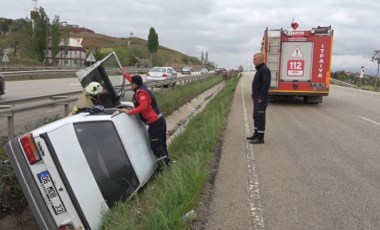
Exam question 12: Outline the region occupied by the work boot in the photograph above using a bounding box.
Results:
[164,157,171,165]
[157,155,171,167]
[246,133,257,140]
[249,138,264,144]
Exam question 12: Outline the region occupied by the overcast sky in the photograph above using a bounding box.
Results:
[2,0,380,75]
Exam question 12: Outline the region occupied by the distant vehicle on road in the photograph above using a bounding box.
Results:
[200,67,209,74]
[5,52,158,230]
[0,73,5,98]
[147,67,177,86]
[181,66,192,75]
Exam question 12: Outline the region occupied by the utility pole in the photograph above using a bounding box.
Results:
[372,50,380,90]
[31,0,38,28]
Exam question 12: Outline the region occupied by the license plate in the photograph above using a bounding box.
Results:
[37,171,66,215]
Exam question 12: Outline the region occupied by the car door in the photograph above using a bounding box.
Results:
[75,52,125,108]
[167,68,174,79]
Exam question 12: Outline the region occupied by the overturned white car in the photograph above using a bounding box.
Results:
[6,52,158,230]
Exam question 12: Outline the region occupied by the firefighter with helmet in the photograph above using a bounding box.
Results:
[68,82,105,116]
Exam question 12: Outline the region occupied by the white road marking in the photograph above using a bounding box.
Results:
[242,77,265,230]
[358,116,380,126]
[69,83,81,86]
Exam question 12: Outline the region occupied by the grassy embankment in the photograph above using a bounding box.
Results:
[102,76,240,229]
[0,75,225,219]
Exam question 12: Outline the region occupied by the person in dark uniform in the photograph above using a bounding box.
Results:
[246,53,271,144]
[120,68,171,165]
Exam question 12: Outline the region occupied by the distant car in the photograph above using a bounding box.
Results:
[181,67,192,75]
[200,68,209,74]
[147,67,176,81]
[5,52,158,230]
[0,73,5,98]
[147,67,177,87]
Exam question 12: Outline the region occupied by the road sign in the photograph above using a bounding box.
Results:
[2,53,9,67]
[86,52,96,64]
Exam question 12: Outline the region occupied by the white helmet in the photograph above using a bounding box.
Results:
[85,82,103,95]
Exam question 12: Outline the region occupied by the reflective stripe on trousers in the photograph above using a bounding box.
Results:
[253,102,267,139]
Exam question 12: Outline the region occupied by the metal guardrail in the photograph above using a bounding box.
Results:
[0,74,214,139]
[330,78,359,89]
[0,67,151,78]
[0,97,75,138]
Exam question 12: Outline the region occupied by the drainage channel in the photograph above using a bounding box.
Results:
[166,81,225,145]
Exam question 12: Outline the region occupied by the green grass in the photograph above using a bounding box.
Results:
[360,85,380,92]
[101,77,240,229]
[155,76,223,116]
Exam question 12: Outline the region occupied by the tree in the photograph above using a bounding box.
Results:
[32,7,50,62]
[51,16,61,64]
[147,27,159,65]
[10,40,22,57]
[372,50,380,90]
[0,18,12,35]
[147,27,159,53]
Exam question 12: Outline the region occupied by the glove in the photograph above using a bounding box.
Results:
[93,104,105,112]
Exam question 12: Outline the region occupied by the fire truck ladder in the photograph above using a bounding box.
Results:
[267,29,281,88]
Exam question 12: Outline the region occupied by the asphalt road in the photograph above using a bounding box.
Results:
[0,72,198,101]
[208,72,380,230]
[2,73,380,229]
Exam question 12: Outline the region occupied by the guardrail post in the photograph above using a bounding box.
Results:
[51,96,70,116]
[0,105,15,139]
[7,113,15,139]
[64,103,69,116]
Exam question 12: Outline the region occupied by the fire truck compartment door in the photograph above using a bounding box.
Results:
[280,42,313,82]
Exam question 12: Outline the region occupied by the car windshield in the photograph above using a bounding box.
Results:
[150,67,166,73]
[74,121,139,207]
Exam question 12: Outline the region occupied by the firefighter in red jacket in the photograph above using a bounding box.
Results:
[120,68,171,166]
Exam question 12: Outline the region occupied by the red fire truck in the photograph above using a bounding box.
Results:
[261,25,334,103]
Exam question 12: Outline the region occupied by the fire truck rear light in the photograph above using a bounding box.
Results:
[20,134,41,164]
[58,224,74,230]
